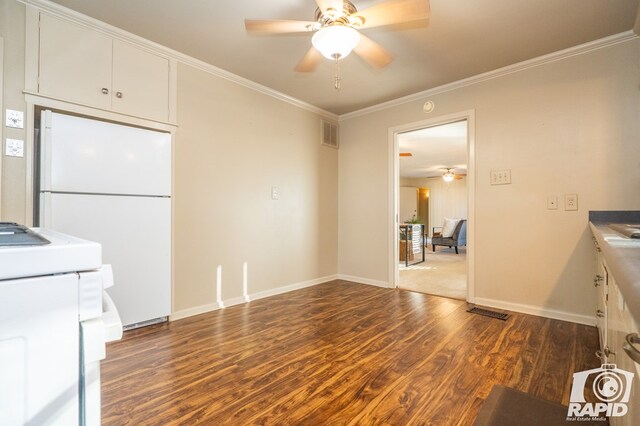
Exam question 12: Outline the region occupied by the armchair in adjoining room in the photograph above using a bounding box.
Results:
[431,219,467,254]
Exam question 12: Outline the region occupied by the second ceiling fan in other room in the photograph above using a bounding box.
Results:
[245,0,430,89]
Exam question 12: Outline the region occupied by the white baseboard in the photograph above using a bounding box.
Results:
[170,302,223,321]
[170,274,338,322]
[221,295,248,309]
[472,297,596,326]
[249,274,338,301]
[337,274,391,288]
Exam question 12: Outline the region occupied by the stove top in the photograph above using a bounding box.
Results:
[0,227,102,280]
[0,222,50,246]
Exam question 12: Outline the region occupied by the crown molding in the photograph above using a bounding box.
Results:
[20,0,339,121]
[339,30,639,121]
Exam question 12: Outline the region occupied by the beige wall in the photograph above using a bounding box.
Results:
[173,63,338,312]
[0,0,338,315]
[3,0,639,322]
[338,39,640,319]
[0,0,27,222]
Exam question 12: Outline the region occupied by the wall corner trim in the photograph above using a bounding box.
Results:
[472,297,596,326]
[22,0,339,121]
[339,30,639,121]
[169,274,338,322]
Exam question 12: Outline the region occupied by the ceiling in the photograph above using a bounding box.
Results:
[50,0,640,115]
[398,120,467,178]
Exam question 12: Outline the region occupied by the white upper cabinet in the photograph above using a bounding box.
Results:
[36,13,173,123]
[112,40,170,121]
[39,14,113,110]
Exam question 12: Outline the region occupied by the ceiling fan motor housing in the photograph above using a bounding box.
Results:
[314,0,365,28]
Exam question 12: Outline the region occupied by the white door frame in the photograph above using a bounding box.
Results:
[387,109,476,302]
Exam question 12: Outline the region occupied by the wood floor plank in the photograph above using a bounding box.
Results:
[101,280,600,425]
[528,319,578,402]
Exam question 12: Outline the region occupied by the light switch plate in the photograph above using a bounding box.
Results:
[5,139,24,157]
[271,186,279,200]
[490,169,511,185]
[547,196,558,210]
[5,110,24,129]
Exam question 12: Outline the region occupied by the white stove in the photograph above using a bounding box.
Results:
[0,227,102,280]
[0,226,122,426]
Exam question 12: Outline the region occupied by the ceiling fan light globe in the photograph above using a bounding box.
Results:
[312,26,361,60]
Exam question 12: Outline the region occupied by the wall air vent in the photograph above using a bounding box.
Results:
[321,120,339,149]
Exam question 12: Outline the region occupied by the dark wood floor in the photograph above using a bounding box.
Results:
[102,280,599,425]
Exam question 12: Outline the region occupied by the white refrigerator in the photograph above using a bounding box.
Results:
[38,110,172,328]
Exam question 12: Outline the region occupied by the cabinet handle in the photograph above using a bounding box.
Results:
[116,91,123,99]
[623,333,640,364]
[592,236,601,252]
[101,88,109,95]
[593,275,604,287]
[596,309,605,318]
[604,346,615,357]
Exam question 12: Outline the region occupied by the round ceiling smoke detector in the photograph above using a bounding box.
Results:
[423,101,435,113]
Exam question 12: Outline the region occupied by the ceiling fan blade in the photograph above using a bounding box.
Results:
[316,0,344,14]
[356,0,430,29]
[295,47,324,72]
[353,34,393,68]
[244,19,317,34]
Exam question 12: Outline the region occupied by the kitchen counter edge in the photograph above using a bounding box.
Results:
[589,222,640,324]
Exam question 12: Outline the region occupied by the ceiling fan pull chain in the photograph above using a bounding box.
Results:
[334,56,341,91]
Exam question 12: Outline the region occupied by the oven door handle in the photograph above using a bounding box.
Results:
[103,292,123,342]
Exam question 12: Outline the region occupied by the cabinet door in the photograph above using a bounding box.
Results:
[39,14,112,109]
[620,307,640,426]
[112,40,169,122]
[609,278,640,426]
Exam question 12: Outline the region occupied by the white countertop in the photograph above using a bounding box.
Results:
[589,222,640,322]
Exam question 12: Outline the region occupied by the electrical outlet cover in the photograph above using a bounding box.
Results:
[565,194,578,211]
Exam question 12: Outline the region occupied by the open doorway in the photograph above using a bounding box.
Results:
[391,115,473,301]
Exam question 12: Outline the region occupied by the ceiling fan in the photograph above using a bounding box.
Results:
[442,168,466,182]
[245,0,430,89]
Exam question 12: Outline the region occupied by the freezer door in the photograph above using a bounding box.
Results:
[41,193,171,327]
[41,110,171,196]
